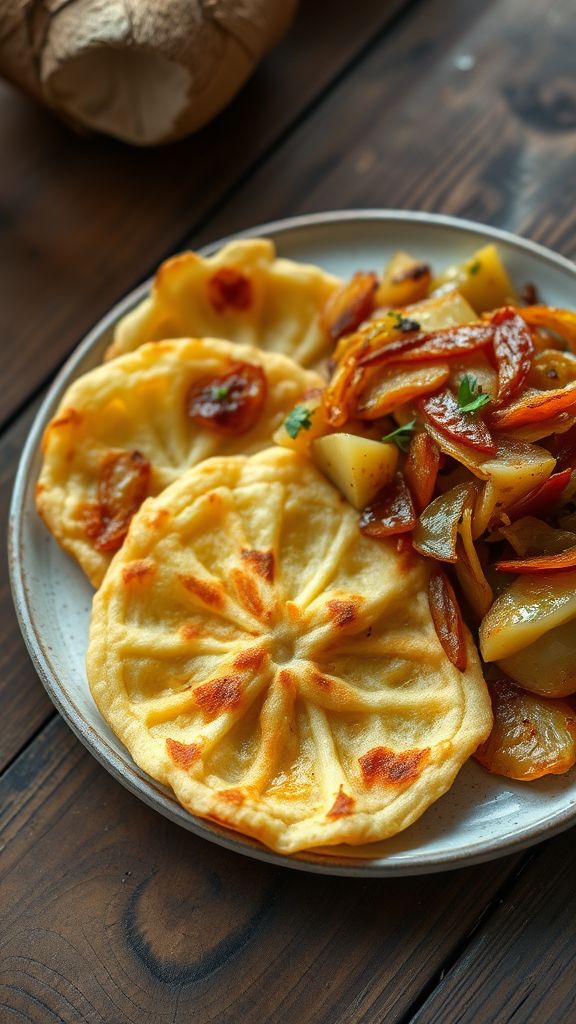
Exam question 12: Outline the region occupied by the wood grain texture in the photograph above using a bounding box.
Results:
[3,0,576,1019]
[0,0,414,429]
[0,716,522,1024]
[192,0,576,260]
[0,403,54,772]
[409,831,576,1024]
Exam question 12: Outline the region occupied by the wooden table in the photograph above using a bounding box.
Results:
[2,1,576,1020]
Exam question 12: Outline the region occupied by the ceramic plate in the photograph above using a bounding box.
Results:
[9,210,576,876]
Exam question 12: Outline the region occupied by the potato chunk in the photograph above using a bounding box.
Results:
[479,570,576,661]
[475,679,576,780]
[312,434,398,509]
[422,432,555,533]
[499,619,576,697]
[405,290,477,330]
[528,349,576,390]
[376,251,431,308]
[472,441,555,536]
[433,244,517,313]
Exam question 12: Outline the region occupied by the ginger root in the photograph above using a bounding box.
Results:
[0,0,298,145]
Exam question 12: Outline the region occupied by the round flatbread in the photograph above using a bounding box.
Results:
[87,447,492,854]
[36,338,322,586]
[107,238,340,367]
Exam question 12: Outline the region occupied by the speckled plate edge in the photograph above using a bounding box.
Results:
[9,209,576,877]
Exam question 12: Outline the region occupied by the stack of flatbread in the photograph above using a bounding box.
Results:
[36,238,491,854]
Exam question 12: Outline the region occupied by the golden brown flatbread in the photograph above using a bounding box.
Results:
[107,238,340,367]
[87,447,492,853]
[36,338,322,586]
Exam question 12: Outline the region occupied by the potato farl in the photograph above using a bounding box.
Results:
[108,238,340,368]
[87,449,492,854]
[36,338,322,586]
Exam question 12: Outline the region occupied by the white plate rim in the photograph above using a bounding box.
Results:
[8,208,576,877]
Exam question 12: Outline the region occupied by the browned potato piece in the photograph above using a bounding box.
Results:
[312,434,398,509]
[432,244,517,313]
[472,442,555,537]
[499,620,576,697]
[475,679,576,779]
[321,271,378,340]
[376,251,432,308]
[479,570,576,662]
[528,350,576,390]
[421,429,555,536]
[404,290,477,330]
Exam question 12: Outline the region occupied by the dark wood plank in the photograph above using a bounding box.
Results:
[192,0,576,259]
[0,404,54,772]
[0,0,413,428]
[0,716,522,1024]
[408,831,576,1024]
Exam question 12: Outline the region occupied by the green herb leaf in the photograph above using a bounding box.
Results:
[468,258,481,276]
[284,404,315,439]
[398,316,421,333]
[210,384,231,401]
[457,374,491,413]
[365,311,420,342]
[388,310,421,332]
[381,419,416,452]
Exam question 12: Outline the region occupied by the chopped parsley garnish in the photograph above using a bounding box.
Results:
[365,311,420,342]
[381,419,416,452]
[210,384,231,401]
[468,258,482,276]
[457,374,491,413]
[398,317,421,333]
[284,404,315,439]
[387,310,421,332]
